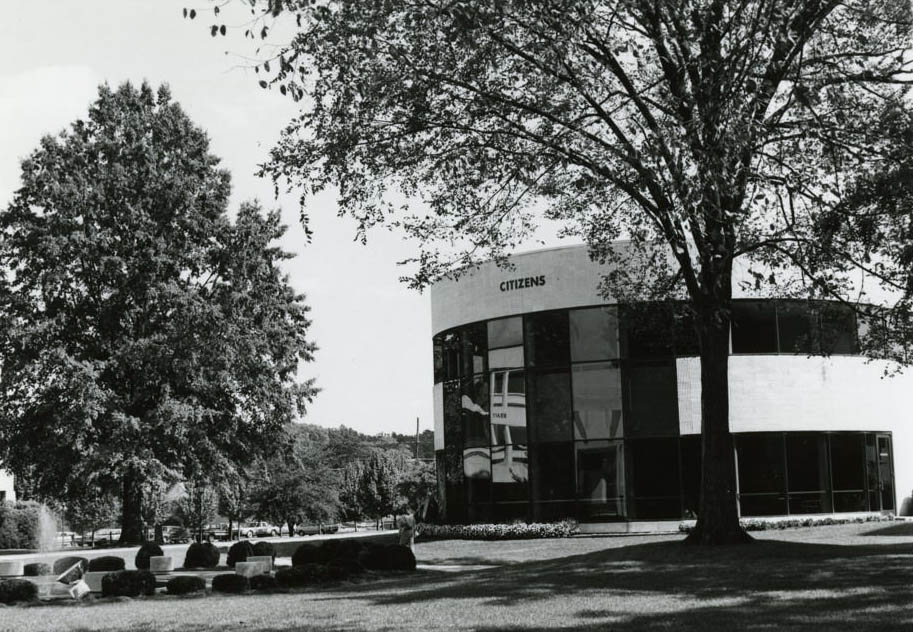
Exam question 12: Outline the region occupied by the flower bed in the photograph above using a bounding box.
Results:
[678,513,894,533]
[417,521,579,540]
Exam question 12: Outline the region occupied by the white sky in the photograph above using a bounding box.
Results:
[0,1,437,435]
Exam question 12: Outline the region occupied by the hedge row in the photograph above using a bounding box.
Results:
[0,501,42,550]
[417,521,579,540]
[678,514,895,533]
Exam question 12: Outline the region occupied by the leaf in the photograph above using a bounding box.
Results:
[220,25,226,36]
[280,85,287,96]
[264,60,271,73]
[211,25,218,37]
[214,6,220,15]
[189,8,196,19]
[259,80,268,89]
[260,26,268,39]
[183,8,187,18]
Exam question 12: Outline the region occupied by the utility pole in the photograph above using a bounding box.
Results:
[414,417,420,460]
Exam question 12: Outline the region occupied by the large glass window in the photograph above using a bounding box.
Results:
[462,376,490,448]
[731,301,777,353]
[443,380,462,448]
[576,440,624,520]
[620,303,697,358]
[572,362,623,440]
[530,442,575,502]
[441,331,462,380]
[491,443,528,502]
[570,307,619,361]
[488,317,523,349]
[777,302,815,353]
[527,369,572,443]
[433,336,444,384]
[737,434,786,516]
[830,433,866,512]
[489,346,524,369]
[461,323,487,376]
[525,311,570,367]
[680,435,701,519]
[818,303,857,354]
[490,369,527,445]
[464,446,491,504]
[786,434,831,514]
[623,360,679,438]
[627,438,681,518]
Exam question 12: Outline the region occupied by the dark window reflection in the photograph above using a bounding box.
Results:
[731,301,777,353]
[530,442,575,501]
[680,435,701,519]
[787,434,832,513]
[621,303,697,358]
[443,380,462,449]
[818,303,857,354]
[488,317,523,349]
[491,443,528,502]
[461,323,487,376]
[525,311,570,367]
[464,446,491,504]
[624,360,679,438]
[628,438,681,518]
[830,434,865,491]
[570,307,619,361]
[572,362,623,440]
[737,434,786,517]
[462,376,490,448]
[577,440,625,520]
[433,336,444,384]
[441,331,462,380]
[777,301,815,353]
[528,369,572,443]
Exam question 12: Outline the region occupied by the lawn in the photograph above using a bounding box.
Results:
[3,522,913,631]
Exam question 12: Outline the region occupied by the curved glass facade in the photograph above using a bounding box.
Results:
[433,300,896,523]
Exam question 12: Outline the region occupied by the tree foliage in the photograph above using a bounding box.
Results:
[193,1,913,543]
[0,81,318,542]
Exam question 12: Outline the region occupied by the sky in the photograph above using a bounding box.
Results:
[0,0,517,436]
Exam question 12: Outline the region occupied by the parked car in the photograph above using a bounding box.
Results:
[240,521,280,538]
[161,525,191,544]
[86,528,121,547]
[205,523,232,541]
[293,522,340,536]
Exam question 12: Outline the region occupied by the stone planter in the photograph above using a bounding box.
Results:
[234,561,266,578]
[82,571,108,593]
[149,556,174,574]
[0,560,23,577]
[248,555,272,574]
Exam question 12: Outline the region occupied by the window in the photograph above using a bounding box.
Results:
[525,311,570,367]
[527,369,572,443]
[623,360,679,438]
[621,303,697,358]
[443,380,462,449]
[777,302,815,353]
[488,317,523,349]
[529,442,575,502]
[627,438,681,518]
[830,434,866,512]
[680,435,701,519]
[570,307,619,361]
[577,440,624,520]
[441,331,462,380]
[489,345,524,369]
[786,434,831,514]
[737,434,786,516]
[572,362,623,440]
[433,336,444,384]
[731,301,777,353]
[462,376,490,448]
[490,370,527,446]
[818,303,857,354]
[461,323,487,376]
[464,446,491,504]
[491,443,528,502]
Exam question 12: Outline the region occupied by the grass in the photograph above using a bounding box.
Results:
[3,522,913,631]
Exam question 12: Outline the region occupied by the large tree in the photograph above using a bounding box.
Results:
[0,82,317,542]
[193,1,913,543]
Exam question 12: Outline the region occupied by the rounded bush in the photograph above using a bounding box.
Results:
[134,542,164,571]
[357,543,387,570]
[88,555,126,572]
[0,578,38,604]
[386,545,416,571]
[211,573,249,594]
[249,574,279,591]
[184,542,220,569]
[101,570,157,597]
[226,540,254,568]
[328,556,365,578]
[23,562,51,577]
[52,556,88,576]
[275,565,315,588]
[251,540,275,561]
[166,575,206,596]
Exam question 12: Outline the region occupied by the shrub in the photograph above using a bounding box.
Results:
[166,575,206,596]
[101,570,157,597]
[88,555,126,572]
[250,574,279,591]
[677,513,895,534]
[211,573,249,594]
[184,542,220,569]
[386,545,417,571]
[0,501,42,550]
[417,521,579,540]
[251,540,276,561]
[52,556,89,576]
[227,540,254,568]
[134,542,164,570]
[23,562,51,577]
[275,564,318,588]
[291,543,319,567]
[0,578,38,604]
[357,543,387,570]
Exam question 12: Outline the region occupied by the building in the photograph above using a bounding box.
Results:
[0,468,15,502]
[430,244,910,526]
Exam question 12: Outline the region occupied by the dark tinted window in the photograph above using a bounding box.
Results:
[680,435,701,519]
[621,303,698,358]
[525,311,570,367]
[737,434,785,493]
[570,307,619,361]
[787,434,829,492]
[461,323,487,376]
[731,301,777,353]
[830,434,865,490]
[777,302,815,353]
[577,440,625,520]
[529,442,575,501]
[441,331,462,380]
[462,376,490,448]
[624,360,679,438]
[443,380,462,449]
[491,443,528,502]
[433,336,444,383]
[527,369,572,442]
[628,438,681,518]
[488,317,523,349]
[464,446,491,504]
[818,303,857,354]
[572,362,623,440]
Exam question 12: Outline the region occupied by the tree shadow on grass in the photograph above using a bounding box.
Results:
[860,522,913,536]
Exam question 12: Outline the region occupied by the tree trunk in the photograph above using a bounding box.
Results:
[685,299,752,545]
[120,472,146,544]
